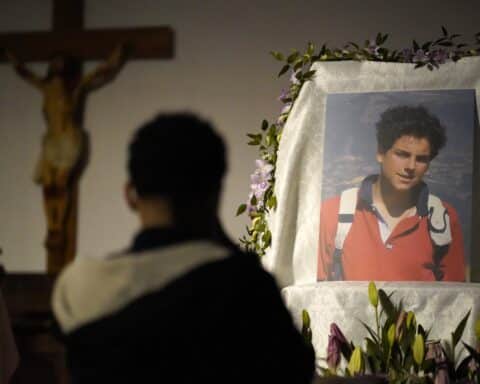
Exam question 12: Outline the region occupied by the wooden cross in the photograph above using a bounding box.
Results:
[0,0,174,274]
[0,0,174,62]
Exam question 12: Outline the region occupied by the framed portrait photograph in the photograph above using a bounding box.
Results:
[266,57,480,286]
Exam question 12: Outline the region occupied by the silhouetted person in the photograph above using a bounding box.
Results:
[52,113,315,383]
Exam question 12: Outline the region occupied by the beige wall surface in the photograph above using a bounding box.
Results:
[0,0,479,271]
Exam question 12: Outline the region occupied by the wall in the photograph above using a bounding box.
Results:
[0,0,479,271]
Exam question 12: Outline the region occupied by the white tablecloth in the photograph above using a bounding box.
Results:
[282,282,480,368]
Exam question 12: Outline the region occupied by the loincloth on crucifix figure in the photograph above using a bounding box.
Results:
[6,45,128,273]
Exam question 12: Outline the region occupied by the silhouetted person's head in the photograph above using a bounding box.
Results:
[126,113,227,237]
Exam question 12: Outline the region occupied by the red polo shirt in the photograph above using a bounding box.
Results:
[317,177,465,281]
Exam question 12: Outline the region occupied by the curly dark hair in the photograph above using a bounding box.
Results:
[376,105,447,159]
[128,113,226,199]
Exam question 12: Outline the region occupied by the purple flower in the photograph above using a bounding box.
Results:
[278,89,290,103]
[327,323,349,371]
[276,115,287,127]
[366,40,382,58]
[246,191,262,215]
[400,48,414,62]
[469,357,479,374]
[280,102,292,115]
[426,341,446,362]
[254,159,273,178]
[413,49,429,63]
[426,341,449,384]
[290,71,300,85]
[246,160,274,215]
[434,369,450,384]
[251,180,269,199]
[431,49,448,65]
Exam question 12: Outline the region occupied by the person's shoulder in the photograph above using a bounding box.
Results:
[207,248,262,273]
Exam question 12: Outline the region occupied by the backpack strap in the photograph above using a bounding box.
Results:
[331,187,359,280]
[425,194,452,281]
[427,194,452,247]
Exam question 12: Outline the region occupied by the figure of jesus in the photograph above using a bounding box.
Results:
[5,45,128,273]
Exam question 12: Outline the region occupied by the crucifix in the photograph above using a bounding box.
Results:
[0,0,174,274]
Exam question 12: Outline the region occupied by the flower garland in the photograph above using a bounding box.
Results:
[236,27,480,256]
[301,282,480,383]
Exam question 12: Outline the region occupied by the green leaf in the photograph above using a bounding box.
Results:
[442,26,448,36]
[293,61,304,71]
[368,281,379,308]
[266,195,276,210]
[360,320,379,344]
[278,64,290,77]
[307,42,314,56]
[302,309,310,327]
[347,41,359,49]
[303,69,316,79]
[270,195,277,210]
[365,337,379,357]
[387,323,395,347]
[400,325,416,353]
[412,334,425,365]
[301,309,312,344]
[462,341,480,360]
[287,51,299,63]
[261,119,269,131]
[247,133,262,140]
[262,230,271,247]
[378,289,395,319]
[236,204,247,216]
[270,51,284,61]
[422,41,432,50]
[265,133,272,147]
[247,132,262,146]
[406,311,416,329]
[452,310,471,348]
[417,324,427,340]
[475,318,480,340]
[413,40,420,51]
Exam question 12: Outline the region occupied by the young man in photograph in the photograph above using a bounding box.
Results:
[317,105,465,281]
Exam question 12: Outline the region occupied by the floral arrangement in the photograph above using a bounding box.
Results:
[301,282,480,383]
[236,28,480,256]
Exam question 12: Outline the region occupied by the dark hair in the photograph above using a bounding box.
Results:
[376,105,447,159]
[128,113,226,199]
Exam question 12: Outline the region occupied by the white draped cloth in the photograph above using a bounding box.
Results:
[283,282,480,369]
[263,57,480,287]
